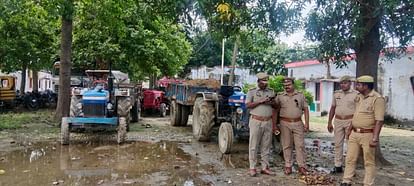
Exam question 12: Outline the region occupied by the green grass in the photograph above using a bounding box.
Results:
[0,113,31,130]
[0,110,57,130]
[310,116,328,126]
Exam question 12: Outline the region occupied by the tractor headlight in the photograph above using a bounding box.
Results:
[107,103,113,110]
[236,107,243,114]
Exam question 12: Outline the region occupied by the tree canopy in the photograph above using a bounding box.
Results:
[305,0,414,78]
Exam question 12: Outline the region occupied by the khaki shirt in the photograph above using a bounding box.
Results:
[275,90,308,118]
[332,89,358,116]
[246,87,275,117]
[352,90,386,129]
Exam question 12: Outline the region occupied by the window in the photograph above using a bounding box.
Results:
[315,82,320,101]
[411,76,414,94]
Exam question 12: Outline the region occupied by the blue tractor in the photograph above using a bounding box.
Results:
[60,70,141,145]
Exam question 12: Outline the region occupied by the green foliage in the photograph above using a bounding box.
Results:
[71,0,192,81]
[242,82,256,94]
[0,0,58,72]
[305,0,414,67]
[268,75,314,104]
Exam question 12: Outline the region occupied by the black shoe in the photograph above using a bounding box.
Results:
[331,166,343,174]
[340,183,351,186]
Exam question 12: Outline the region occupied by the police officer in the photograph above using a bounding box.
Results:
[328,75,358,173]
[246,72,276,177]
[341,75,386,186]
[275,77,309,175]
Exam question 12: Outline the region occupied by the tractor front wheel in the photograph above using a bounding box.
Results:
[218,122,234,154]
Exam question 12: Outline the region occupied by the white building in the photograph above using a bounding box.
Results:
[0,70,53,92]
[285,48,414,121]
[190,65,257,86]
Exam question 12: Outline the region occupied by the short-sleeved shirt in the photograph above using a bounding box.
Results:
[246,87,275,117]
[352,90,386,129]
[332,89,358,116]
[275,90,308,118]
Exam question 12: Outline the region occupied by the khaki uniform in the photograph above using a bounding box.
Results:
[342,90,385,186]
[275,90,308,168]
[331,89,358,167]
[246,87,275,169]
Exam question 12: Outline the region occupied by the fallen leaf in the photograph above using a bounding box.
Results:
[397,171,406,175]
[97,180,104,185]
[0,170,5,175]
[144,157,149,160]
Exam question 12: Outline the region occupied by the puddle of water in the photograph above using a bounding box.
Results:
[0,141,214,186]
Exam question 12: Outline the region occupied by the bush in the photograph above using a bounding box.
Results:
[268,75,314,105]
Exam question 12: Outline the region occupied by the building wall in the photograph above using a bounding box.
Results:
[287,52,414,121]
[379,54,414,120]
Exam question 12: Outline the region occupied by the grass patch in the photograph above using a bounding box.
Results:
[0,110,57,130]
[310,116,328,125]
[0,113,31,130]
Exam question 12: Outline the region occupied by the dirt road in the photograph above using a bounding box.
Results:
[0,114,413,185]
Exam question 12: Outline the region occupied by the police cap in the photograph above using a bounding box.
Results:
[356,75,374,83]
[339,75,352,82]
[256,72,269,80]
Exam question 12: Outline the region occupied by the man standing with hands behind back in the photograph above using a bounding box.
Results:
[341,75,386,186]
[327,75,358,173]
[246,72,277,177]
[275,77,310,175]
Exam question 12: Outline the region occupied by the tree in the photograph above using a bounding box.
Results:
[0,0,57,93]
[55,0,74,120]
[305,0,414,82]
[195,0,305,84]
[305,0,414,166]
[72,0,192,81]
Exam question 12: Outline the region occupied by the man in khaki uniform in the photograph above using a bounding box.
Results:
[275,77,309,175]
[246,72,276,177]
[327,75,358,173]
[341,75,386,186]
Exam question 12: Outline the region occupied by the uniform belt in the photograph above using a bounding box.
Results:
[335,114,354,120]
[251,114,272,121]
[352,127,374,133]
[280,117,302,123]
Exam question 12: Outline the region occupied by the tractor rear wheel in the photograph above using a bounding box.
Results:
[192,97,215,141]
[117,117,127,144]
[218,122,234,154]
[130,99,141,122]
[180,105,190,126]
[61,117,70,145]
[170,100,182,126]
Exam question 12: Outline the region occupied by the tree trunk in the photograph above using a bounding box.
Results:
[326,61,332,79]
[32,70,38,92]
[55,8,73,121]
[354,0,391,166]
[228,35,239,86]
[20,63,27,93]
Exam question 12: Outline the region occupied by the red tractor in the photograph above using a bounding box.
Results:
[141,89,169,117]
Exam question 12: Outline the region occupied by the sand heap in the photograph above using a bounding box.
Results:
[183,79,221,89]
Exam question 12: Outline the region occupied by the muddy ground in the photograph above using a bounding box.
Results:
[0,112,414,186]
